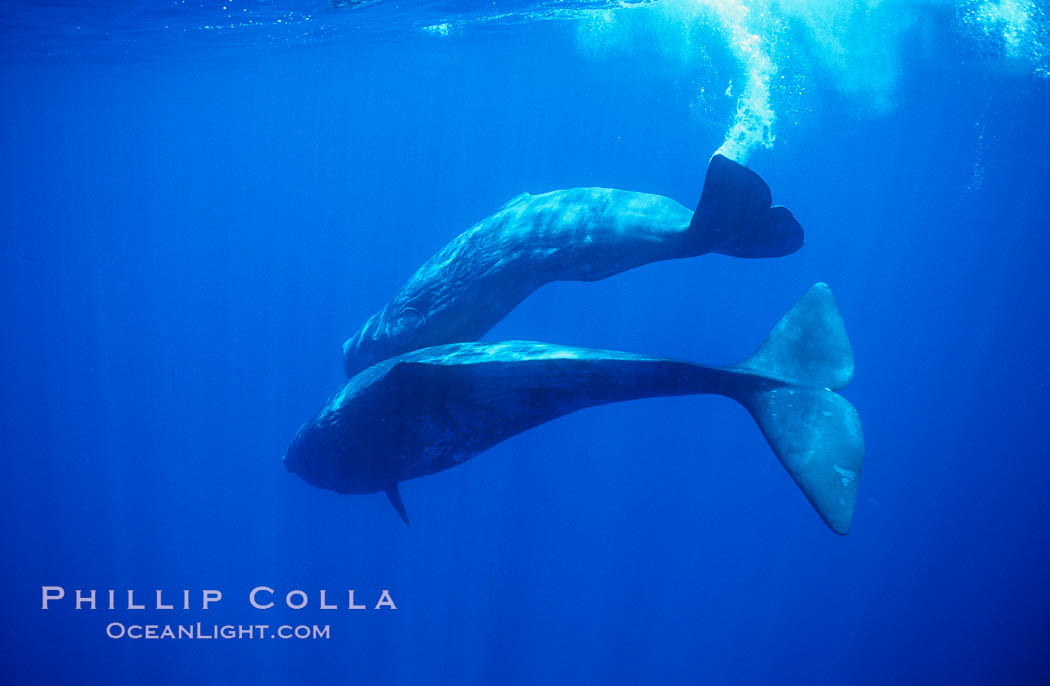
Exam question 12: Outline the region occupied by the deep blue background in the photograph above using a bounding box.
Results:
[2,4,1048,684]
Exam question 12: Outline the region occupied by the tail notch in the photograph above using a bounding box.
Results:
[733,283,864,534]
[690,154,804,259]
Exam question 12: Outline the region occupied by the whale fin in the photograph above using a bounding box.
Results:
[386,484,411,527]
[733,283,864,534]
[689,154,803,258]
[497,192,531,212]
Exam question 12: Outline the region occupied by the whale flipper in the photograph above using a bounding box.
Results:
[386,484,410,527]
[690,154,804,258]
[733,283,864,534]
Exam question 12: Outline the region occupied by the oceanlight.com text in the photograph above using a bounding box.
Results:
[105,622,331,640]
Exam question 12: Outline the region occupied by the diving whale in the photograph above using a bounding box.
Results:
[342,155,803,377]
[287,283,864,534]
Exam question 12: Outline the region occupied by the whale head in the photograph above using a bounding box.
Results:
[284,360,414,495]
[343,306,426,377]
[283,401,384,495]
[342,327,383,379]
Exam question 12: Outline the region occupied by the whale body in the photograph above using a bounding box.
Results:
[342,155,803,377]
[287,283,864,534]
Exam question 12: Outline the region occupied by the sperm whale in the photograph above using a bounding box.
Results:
[342,154,803,377]
[288,283,864,534]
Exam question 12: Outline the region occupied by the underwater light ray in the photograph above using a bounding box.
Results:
[573,0,779,163]
[573,0,1049,165]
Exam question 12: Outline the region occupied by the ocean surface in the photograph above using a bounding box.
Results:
[2,1,1048,684]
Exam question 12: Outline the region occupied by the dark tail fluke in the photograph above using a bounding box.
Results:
[689,154,804,258]
[732,283,864,534]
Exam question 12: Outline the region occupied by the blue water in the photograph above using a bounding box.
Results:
[2,1,1049,684]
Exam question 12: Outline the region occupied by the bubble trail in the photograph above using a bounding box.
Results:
[699,0,777,162]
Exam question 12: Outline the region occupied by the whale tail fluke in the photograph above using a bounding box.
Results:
[690,154,803,258]
[731,283,864,534]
